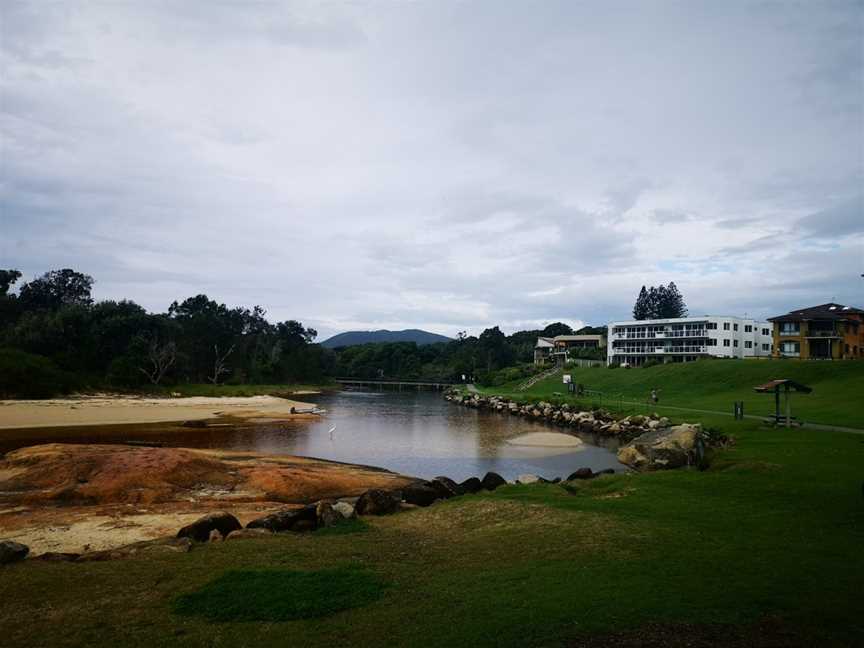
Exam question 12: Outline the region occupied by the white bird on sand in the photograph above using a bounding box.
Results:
[328,426,336,440]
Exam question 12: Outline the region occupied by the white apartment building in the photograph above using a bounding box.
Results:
[607,316,773,366]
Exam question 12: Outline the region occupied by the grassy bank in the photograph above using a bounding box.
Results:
[477,359,864,429]
[1,413,862,647]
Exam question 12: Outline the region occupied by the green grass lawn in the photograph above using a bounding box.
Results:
[1,415,862,647]
[479,359,864,428]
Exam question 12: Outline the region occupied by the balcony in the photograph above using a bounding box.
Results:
[806,330,839,338]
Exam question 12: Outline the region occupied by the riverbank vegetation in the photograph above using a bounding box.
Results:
[1,415,861,646]
[477,359,864,428]
[0,267,601,398]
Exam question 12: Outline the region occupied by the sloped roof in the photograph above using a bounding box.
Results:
[768,302,864,322]
[754,379,812,394]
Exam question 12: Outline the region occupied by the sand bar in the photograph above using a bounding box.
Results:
[0,395,316,430]
[506,432,584,448]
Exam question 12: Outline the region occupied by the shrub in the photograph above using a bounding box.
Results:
[0,348,82,398]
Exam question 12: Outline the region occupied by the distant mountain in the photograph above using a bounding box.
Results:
[320,329,453,349]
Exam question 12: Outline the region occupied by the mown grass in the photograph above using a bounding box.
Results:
[172,566,386,622]
[1,414,862,647]
[479,359,864,428]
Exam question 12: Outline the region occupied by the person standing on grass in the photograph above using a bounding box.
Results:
[651,388,659,405]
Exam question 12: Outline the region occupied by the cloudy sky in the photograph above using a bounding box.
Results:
[2,1,862,340]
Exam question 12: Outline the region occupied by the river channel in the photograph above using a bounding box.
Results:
[2,391,624,481]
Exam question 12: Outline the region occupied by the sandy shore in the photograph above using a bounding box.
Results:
[0,394,317,430]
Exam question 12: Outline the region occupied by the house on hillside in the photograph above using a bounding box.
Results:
[606,316,772,366]
[534,334,607,365]
[768,303,864,360]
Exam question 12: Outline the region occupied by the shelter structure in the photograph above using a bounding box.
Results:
[753,379,812,428]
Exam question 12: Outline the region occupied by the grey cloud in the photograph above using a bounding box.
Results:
[796,196,864,238]
[1,1,862,340]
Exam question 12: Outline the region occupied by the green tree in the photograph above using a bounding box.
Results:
[18,268,94,310]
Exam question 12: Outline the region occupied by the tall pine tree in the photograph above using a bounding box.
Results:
[632,282,688,319]
[632,286,650,319]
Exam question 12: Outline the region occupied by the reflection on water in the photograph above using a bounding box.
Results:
[1,391,624,481]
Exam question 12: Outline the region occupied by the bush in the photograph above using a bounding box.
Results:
[0,348,82,398]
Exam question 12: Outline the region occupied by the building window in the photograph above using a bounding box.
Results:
[734,340,739,347]
[745,325,752,332]
[706,322,717,330]
[723,322,730,331]
[745,341,752,348]
[733,323,739,331]
[780,322,799,335]
[762,328,770,336]
[723,339,730,347]
[781,341,800,354]
[762,343,770,351]
[708,338,717,346]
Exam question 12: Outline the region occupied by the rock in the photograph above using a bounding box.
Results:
[431,476,462,498]
[247,505,317,532]
[459,477,483,493]
[291,519,317,532]
[208,529,223,542]
[332,501,356,519]
[516,474,541,484]
[481,471,507,491]
[566,468,594,481]
[77,537,193,561]
[617,423,705,471]
[226,528,273,540]
[316,501,343,527]
[36,552,80,562]
[177,512,242,543]
[0,540,29,564]
[355,489,400,516]
[402,482,439,507]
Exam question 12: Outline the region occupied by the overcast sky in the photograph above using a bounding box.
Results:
[2,1,862,340]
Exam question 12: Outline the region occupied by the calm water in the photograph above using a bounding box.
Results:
[2,391,624,481]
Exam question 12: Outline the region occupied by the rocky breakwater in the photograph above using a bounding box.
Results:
[444,391,710,471]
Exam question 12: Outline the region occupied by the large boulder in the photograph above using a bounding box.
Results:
[430,476,462,498]
[402,482,439,507]
[459,477,483,493]
[617,423,705,471]
[332,501,356,519]
[0,540,29,565]
[247,505,317,532]
[355,489,400,516]
[177,512,242,543]
[516,474,541,485]
[481,471,507,491]
[316,501,343,527]
[566,468,594,481]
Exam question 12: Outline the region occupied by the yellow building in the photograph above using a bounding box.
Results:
[768,303,864,360]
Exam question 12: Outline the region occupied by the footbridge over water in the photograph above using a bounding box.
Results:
[334,378,455,391]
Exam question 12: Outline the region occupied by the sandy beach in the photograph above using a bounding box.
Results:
[0,394,317,430]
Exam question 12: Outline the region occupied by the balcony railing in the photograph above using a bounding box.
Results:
[778,330,800,336]
[806,330,839,338]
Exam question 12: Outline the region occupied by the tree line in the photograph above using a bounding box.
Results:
[0,267,608,397]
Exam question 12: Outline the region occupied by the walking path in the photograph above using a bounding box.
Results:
[603,400,864,435]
